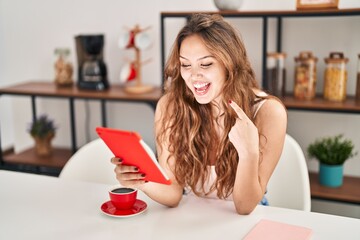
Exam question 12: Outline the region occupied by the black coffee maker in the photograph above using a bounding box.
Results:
[75,35,109,90]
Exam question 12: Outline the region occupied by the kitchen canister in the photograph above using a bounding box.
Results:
[323,52,348,102]
[356,54,360,101]
[266,52,287,97]
[294,51,318,100]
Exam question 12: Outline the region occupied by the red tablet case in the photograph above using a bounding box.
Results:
[96,127,171,185]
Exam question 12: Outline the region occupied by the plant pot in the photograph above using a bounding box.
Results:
[32,133,54,157]
[319,163,343,187]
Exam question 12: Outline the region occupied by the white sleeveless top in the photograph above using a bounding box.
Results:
[185,92,268,201]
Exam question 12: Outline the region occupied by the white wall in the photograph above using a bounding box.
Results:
[0,0,359,215]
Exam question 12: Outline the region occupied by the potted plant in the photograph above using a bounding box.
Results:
[307,134,357,187]
[28,115,56,157]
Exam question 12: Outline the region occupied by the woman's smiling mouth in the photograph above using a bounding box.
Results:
[193,82,211,95]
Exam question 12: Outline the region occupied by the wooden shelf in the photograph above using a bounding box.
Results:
[161,8,360,18]
[0,81,163,161]
[4,147,72,169]
[309,172,360,204]
[281,95,360,113]
[0,81,162,102]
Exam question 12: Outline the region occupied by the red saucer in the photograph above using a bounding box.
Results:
[101,199,147,218]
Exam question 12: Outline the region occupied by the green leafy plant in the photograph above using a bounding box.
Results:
[28,115,56,138]
[307,134,357,165]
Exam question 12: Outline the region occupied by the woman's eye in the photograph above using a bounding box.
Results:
[201,63,213,68]
[181,64,191,68]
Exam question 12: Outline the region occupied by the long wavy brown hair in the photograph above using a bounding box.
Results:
[157,13,264,199]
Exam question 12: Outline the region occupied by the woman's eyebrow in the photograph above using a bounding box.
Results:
[179,55,214,61]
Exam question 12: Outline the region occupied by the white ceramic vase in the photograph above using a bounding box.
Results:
[213,0,244,10]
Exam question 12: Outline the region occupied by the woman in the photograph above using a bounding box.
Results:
[111,13,287,215]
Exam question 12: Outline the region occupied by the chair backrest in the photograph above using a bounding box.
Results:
[266,134,311,211]
[59,138,118,185]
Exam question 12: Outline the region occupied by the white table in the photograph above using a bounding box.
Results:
[0,170,359,240]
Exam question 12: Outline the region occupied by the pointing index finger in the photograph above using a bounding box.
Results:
[229,100,244,120]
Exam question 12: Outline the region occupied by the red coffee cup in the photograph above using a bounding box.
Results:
[118,31,135,49]
[109,187,137,210]
[120,63,137,83]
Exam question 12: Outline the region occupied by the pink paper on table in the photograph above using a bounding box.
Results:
[243,219,312,240]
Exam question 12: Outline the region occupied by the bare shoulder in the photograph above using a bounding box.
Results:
[254,97,287,131]
[155,94,171,122]
[157,93,170,107]
[253,89,286,120]
[263,98,286,117]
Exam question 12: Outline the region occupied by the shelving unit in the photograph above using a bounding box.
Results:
[309,172,360,205]
[281,95,360,114]
[0,81,162,173]
[160,8,360,114]
[4,148,72,169]
[160,9,360,205]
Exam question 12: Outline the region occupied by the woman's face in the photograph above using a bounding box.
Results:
[179,34,226,105]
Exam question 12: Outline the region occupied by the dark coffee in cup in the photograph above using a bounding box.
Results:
[109,186,138,210]
[111,187,135,194]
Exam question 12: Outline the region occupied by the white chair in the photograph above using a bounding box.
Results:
[59,138,118,185]
[266,134,311,211]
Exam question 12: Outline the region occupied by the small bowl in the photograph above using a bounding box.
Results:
[213,0,243,10]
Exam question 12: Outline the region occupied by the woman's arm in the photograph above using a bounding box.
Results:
[112,95,184,207]
[229,99,287,214]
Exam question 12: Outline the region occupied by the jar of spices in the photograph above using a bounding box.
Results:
[356,54,360,101]
[266,52,287,97]
[294,51,318,100]
[323,52,348,102]
[54,48,74,87]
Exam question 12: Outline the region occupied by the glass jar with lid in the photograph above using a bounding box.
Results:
[356,54,360,101]
[323,52,348,102]
[294,51,318,100]
[266,52,286,97]
[54,48,74,87]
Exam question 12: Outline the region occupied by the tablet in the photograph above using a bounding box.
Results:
[96,127,171,185]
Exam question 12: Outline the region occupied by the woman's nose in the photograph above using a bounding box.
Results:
[191,70,203,79]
